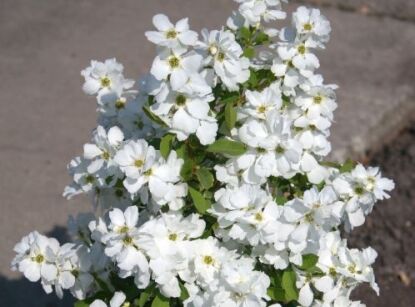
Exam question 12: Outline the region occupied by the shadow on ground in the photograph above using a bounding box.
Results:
[2,226,74,307]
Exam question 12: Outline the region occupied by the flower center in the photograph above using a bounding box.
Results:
[168,56,181,69]
[257,105,267,114]
[85,175,95,184]
[166,29,178,39]
[313,95,323,104]
[134,159,144,168]
[33,254,44,263]
[118,226,129,234]
[101,151,110,160]
[203,255,214,265]
[169,233,178,241]
[144,168,153,176]
[122,235,133,245]
[217,52,226,62]
[254,212,263,222]
[256,147,267,154]
[115,98,126,110]
[303,23,313,31]
[297,45,306,55]
[100,76,111,88]
[275,145,285,154]
[175,94,187,106]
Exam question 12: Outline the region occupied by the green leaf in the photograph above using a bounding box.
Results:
[275,195,288,206]
[74,301,89,307]
[243,47,255,59]
[220,95,239,105]
[189,186,211,214]
[300,254,319,270]
[143,106,167,127]
[179,282,190,301]
[340,159,356,173]
[151,292,170,307]
[282,267,299,302]
[196,167,214,190]
[225,102,237,130]
[267,287,285,301]
[206,138,247,156]
[254,31,269,45]
[160,134,175,159]
[239,27,251,41]
[180,158,194,181]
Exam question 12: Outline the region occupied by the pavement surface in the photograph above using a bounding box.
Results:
[0,1,414,306]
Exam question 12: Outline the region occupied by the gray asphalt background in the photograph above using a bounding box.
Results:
[1,1,414,306]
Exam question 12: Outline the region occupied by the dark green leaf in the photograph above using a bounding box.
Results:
[206,138,247,156]
[180,158,194,181]
[196,168,214,190]
[160,134,175,159]
[189,186,211,214]
[225,102,237,130]
[179,282,190,301]
[267,287,285,301]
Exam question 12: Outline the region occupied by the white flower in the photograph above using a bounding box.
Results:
[198,29,250,91]
[151,84,218,144]
[284,187,340,254]
[210,184,281,246]
[114,139,157,193]
[238,110,302,180]
[81,58,134,96]
[150,48,203,90]
[239,83,282,120]
[189,237,234,289]
[292,6,331,46]
[235,0,286,26]
[102,206,150,289]
[145,14,198,50]
[83,126,124,172]
[11,231,59,286]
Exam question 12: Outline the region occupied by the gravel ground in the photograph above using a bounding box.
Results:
[349,122,415,306]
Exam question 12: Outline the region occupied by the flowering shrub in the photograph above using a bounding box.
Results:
[11,1,395,306]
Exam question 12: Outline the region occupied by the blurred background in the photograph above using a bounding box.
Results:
[0,0,414,306]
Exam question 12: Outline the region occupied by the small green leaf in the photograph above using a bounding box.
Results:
[179,282,190,301]
[300,254,319,270]
[275,195,288,206]
[189,186,211,214]
[239,27,251,41]
[225,102,237,130]
[206,138,247,156]
[243,47,255,59]
[220,95,239,105]
[255,31,269,45]
[340,159,356,173]
[151,292,170,307]
[74,301,89,307]
[282,267,299,302]
[196,167,214,190]
[143,106,167,127]
[160,134,175,159]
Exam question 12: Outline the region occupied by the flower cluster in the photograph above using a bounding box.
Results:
[12,1,394,307]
